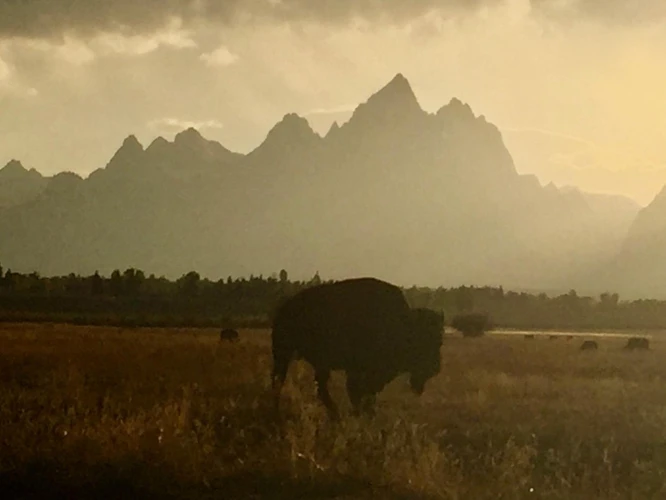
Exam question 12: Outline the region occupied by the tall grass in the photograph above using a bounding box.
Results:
[0,324,665,498]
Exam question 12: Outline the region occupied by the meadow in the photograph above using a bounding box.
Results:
[1,323,665,499]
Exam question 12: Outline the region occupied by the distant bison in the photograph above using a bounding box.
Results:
[271,278,443,418]
[624,337,650,350]
[219,328,239,342]
[451,312,492,337]
[549,335,558,340]
[524,334,535,340]
[580,340,598,351]
[566,335,574,341]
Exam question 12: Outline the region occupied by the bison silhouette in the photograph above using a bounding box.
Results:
[580,340,598,351]
[624,337,649,350]
[271,278,443,418]
[219,328,239,342]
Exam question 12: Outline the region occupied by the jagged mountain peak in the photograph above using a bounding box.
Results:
[257,113,320,152]
[0,72,643,296]
[330,74,426,144]
[146,136,170,152]
[350,73,423,122]
[325,121,340,138]
[0,159,47,209]
[0,159,44,181]
[380,73,414,97]
[113,134,144,159]
[2,159,26,174]
[143,130,238,173]
[372,73,418,104]
[105,134,145,170]
[277,112,314,130]
[436,97,476,122]
[173,127,234,156]
[121,134,144,152]
[174,127,206,146]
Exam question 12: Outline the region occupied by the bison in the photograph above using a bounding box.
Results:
[271,278,443,418]
[580,340,598,351]
[219,328,239,342]
[624,337,650,350]
[524,334,535,340]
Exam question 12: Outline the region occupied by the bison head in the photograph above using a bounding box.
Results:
[407,308,444,394]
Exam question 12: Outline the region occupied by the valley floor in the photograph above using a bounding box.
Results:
[0,323,664,499]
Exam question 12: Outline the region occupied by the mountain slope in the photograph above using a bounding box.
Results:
[0,160,48,209]
[0,74,637,291]
[599,188,666,297]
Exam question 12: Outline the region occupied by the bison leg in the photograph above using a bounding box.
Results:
[346,375,376,416]
[346,375,363,414]
[361,393,377,415]
[314,369,338,419]
[271,355,290,412]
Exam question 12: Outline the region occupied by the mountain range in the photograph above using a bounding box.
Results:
[1,73,660,297]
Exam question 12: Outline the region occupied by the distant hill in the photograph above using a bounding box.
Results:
[0,74,643,292]
[596,187,666,298]
[558,186,641,240]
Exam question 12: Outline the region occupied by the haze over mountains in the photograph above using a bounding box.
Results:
[1,73,661,296]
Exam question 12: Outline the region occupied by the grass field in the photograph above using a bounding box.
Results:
[1,323,665,499]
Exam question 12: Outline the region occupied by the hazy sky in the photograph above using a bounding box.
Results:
[1,0,665,205]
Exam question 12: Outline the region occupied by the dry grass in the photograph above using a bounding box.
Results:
[0,323,665,499]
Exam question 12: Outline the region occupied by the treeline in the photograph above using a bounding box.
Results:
[0,266,320,328]
[0,265,665,331]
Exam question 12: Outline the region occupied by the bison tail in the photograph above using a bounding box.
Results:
[271,350,290,413]
[271,323,292,410]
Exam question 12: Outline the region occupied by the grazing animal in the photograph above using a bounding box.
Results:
[271,278,443,418]
[549,335,558,340]
[624,337,650,350]
[580,340,598,351]
[524,334,535,340]
[219,328,239,342]
[566,335,574,341]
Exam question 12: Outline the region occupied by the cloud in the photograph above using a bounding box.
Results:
[503,127,595,147]
[93,19,197,56]
[0,0,514,40]
[304,103,357,116]
[0,54,10,81]
[19,37,96,65]
[3,18,196,73]
[54,38,97,65]
[531,0,666,25]
[0,57,38,98]
[200,46,239,67]
[0,0,208,39]
[148,117,224,132]
[2,0,663,41]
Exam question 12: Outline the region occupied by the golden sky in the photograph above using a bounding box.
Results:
[1,0,665,204]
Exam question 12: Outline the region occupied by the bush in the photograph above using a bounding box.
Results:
[451,312,492,337]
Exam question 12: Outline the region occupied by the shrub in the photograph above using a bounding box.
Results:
[451,312,492,337]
